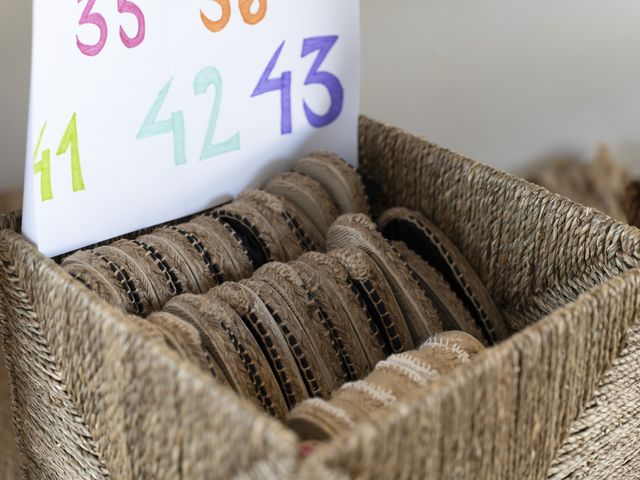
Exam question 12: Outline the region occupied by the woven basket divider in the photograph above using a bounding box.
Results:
[0,226,298,479]
[298,117,640,479]
[1,117,640,478]
[357,118,640,331]
[302,266,640,479]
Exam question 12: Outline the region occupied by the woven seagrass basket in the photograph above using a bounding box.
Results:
[2,117,640,479]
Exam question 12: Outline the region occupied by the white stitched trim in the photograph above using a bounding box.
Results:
[377,360,429,386]
[303,398,355,427]
[379,355,436,384]
[420,338,471,364]
[342,380,397,407]
[392,353,440,380]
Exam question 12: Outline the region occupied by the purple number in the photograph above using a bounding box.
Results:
[301,36,344,128]
[118,0,146,49]
[76,0,108,57]
[252,41,292,135]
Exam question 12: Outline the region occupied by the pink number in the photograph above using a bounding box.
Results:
[118,0,146,49]
[76,0,107,57]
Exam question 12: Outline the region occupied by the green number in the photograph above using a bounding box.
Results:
[137,78,187,166]
[56,113,86,193]
[33,121,47,162]
[32,115,85,201]
[194,66,240,160]
[33,122,52,201]
[34,149,53,201]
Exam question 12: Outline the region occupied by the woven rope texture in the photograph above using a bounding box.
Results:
[1,119,640,478]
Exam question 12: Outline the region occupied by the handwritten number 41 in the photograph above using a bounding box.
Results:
[33,114,86,202]
[253,35,344,135]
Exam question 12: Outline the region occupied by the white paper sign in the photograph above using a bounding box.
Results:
[22,0,360,257]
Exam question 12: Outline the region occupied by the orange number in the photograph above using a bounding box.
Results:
[238,0,267,25]
[201,0,231,33]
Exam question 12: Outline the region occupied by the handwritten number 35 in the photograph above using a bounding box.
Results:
[201,0,267,33]
[77,0,146,57]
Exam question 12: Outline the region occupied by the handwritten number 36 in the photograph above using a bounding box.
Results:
[77,0,146,57]
[201,0,267,33]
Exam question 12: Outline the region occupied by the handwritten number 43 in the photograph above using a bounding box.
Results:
[253,36,344,135]
[77,0,145,57]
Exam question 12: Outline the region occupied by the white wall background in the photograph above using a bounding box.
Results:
[0,0,31,193]
[361,0,640,173]
[3,0,640,194]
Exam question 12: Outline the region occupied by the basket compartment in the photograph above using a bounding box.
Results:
[1,117,640,478]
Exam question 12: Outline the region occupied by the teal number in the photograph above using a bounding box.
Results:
[137,78,187,166]
[194,66,240,160]
[34,149,53,202]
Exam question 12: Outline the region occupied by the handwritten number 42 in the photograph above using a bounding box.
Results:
[77,0,145,57]
[253,36,344,135]
[137,67,240,166]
